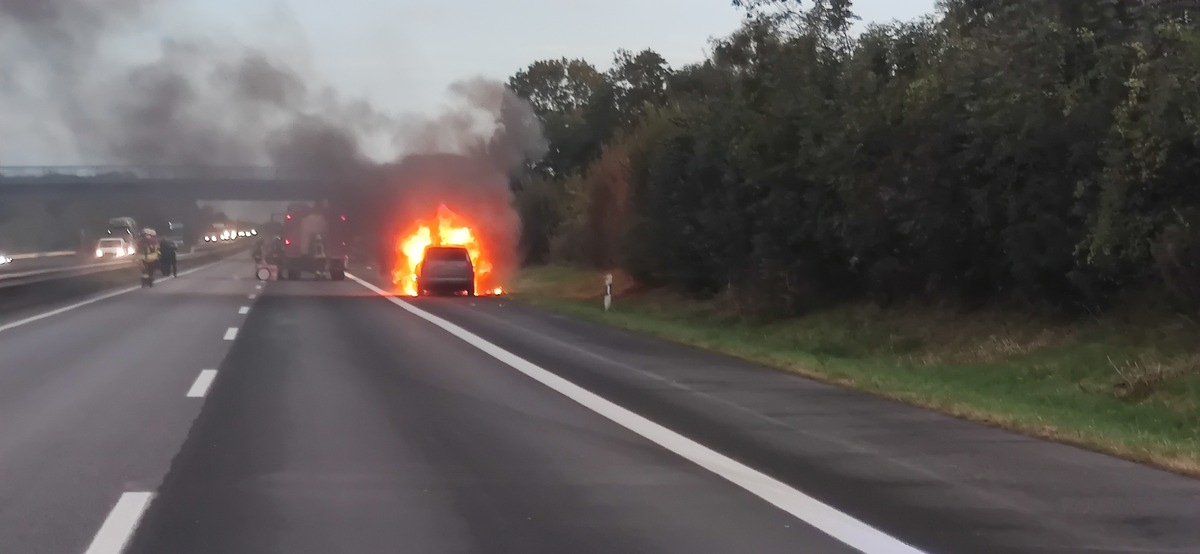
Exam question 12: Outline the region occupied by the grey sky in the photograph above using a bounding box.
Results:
[179,0,937,116]
[183,0,938,221]
[2,0,937,168]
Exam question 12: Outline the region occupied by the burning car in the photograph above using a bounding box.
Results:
[416,246,474,296]
[392,204,506,297]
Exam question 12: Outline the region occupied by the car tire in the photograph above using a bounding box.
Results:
[331,269,345,281]
[466,286,475,297]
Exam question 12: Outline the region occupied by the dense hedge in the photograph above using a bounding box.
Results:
[511,1,1200,314]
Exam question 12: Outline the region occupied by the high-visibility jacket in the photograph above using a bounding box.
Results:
[138,240,160,265]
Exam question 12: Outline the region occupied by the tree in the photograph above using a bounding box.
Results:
[510,0,1200,314]
[508,58,613,179]
[609,49,673,124]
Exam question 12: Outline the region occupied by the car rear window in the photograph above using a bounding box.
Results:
[424,247,470,263]
[99,239,123,247]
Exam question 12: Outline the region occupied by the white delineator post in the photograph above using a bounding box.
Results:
[604,273,613,311]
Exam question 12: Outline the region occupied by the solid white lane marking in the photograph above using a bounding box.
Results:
[223,327,238,341]
[0,260,222,336]
[347,274,924,554]
[83,491,153,554]
[186,369,218,398]
[238,306,250,314]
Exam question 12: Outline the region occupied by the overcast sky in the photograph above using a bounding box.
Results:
[2,1,939,167]
[180,0,939,116]
[181,0,937,221]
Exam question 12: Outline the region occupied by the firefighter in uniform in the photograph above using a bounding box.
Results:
[159,237,178,277]
[138,232,160,287]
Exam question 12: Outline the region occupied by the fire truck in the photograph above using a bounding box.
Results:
[279,202,349,281]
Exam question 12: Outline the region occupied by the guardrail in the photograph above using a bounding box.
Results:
[6,251,77,261]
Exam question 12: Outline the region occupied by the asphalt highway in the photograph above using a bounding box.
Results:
[0,258,1197,553]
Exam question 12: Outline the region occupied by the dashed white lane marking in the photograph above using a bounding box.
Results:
[248,294,257,299]
[347,273,924,554]
[83,491,154,554]
[238,306,250,315]
[0,260,223,336]
[255,284,263,289]
[186,369,218,398]
[223,327,238,341]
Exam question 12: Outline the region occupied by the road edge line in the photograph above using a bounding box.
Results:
[347,273,926,554]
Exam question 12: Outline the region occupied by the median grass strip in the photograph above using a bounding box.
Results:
[512,265,1200,476]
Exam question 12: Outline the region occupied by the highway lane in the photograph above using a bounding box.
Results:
[125,272,1200,554]
[0,257,261,553]
[404,290,1200,554]
[126,279,861,554]
[1,259,1198,553]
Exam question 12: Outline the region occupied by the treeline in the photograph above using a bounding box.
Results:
[509,0,1200,315]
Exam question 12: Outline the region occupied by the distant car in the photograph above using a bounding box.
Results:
[0,252,11,265]
[96,237,133,258]
[417,246,475,296]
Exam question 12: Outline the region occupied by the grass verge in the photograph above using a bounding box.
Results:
[512,265,1200,476]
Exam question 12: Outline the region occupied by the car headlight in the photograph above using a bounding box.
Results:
[127,246,135,256]
[96,249,103,257]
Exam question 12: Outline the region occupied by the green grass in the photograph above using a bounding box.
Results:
[511,266,1200,475]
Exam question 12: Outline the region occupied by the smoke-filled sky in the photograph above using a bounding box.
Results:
[0,0,936,225]
[1,0,936,166]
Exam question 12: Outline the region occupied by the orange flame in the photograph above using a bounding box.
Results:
[392,204,501,296]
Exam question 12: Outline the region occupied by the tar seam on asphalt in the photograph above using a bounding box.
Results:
[346,273,927,554]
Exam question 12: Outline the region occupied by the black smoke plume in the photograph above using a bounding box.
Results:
[0,0,546,282]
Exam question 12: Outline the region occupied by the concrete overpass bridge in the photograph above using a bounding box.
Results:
[0,166,337,201]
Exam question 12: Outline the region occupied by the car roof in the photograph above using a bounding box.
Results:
[424,245,468,252]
